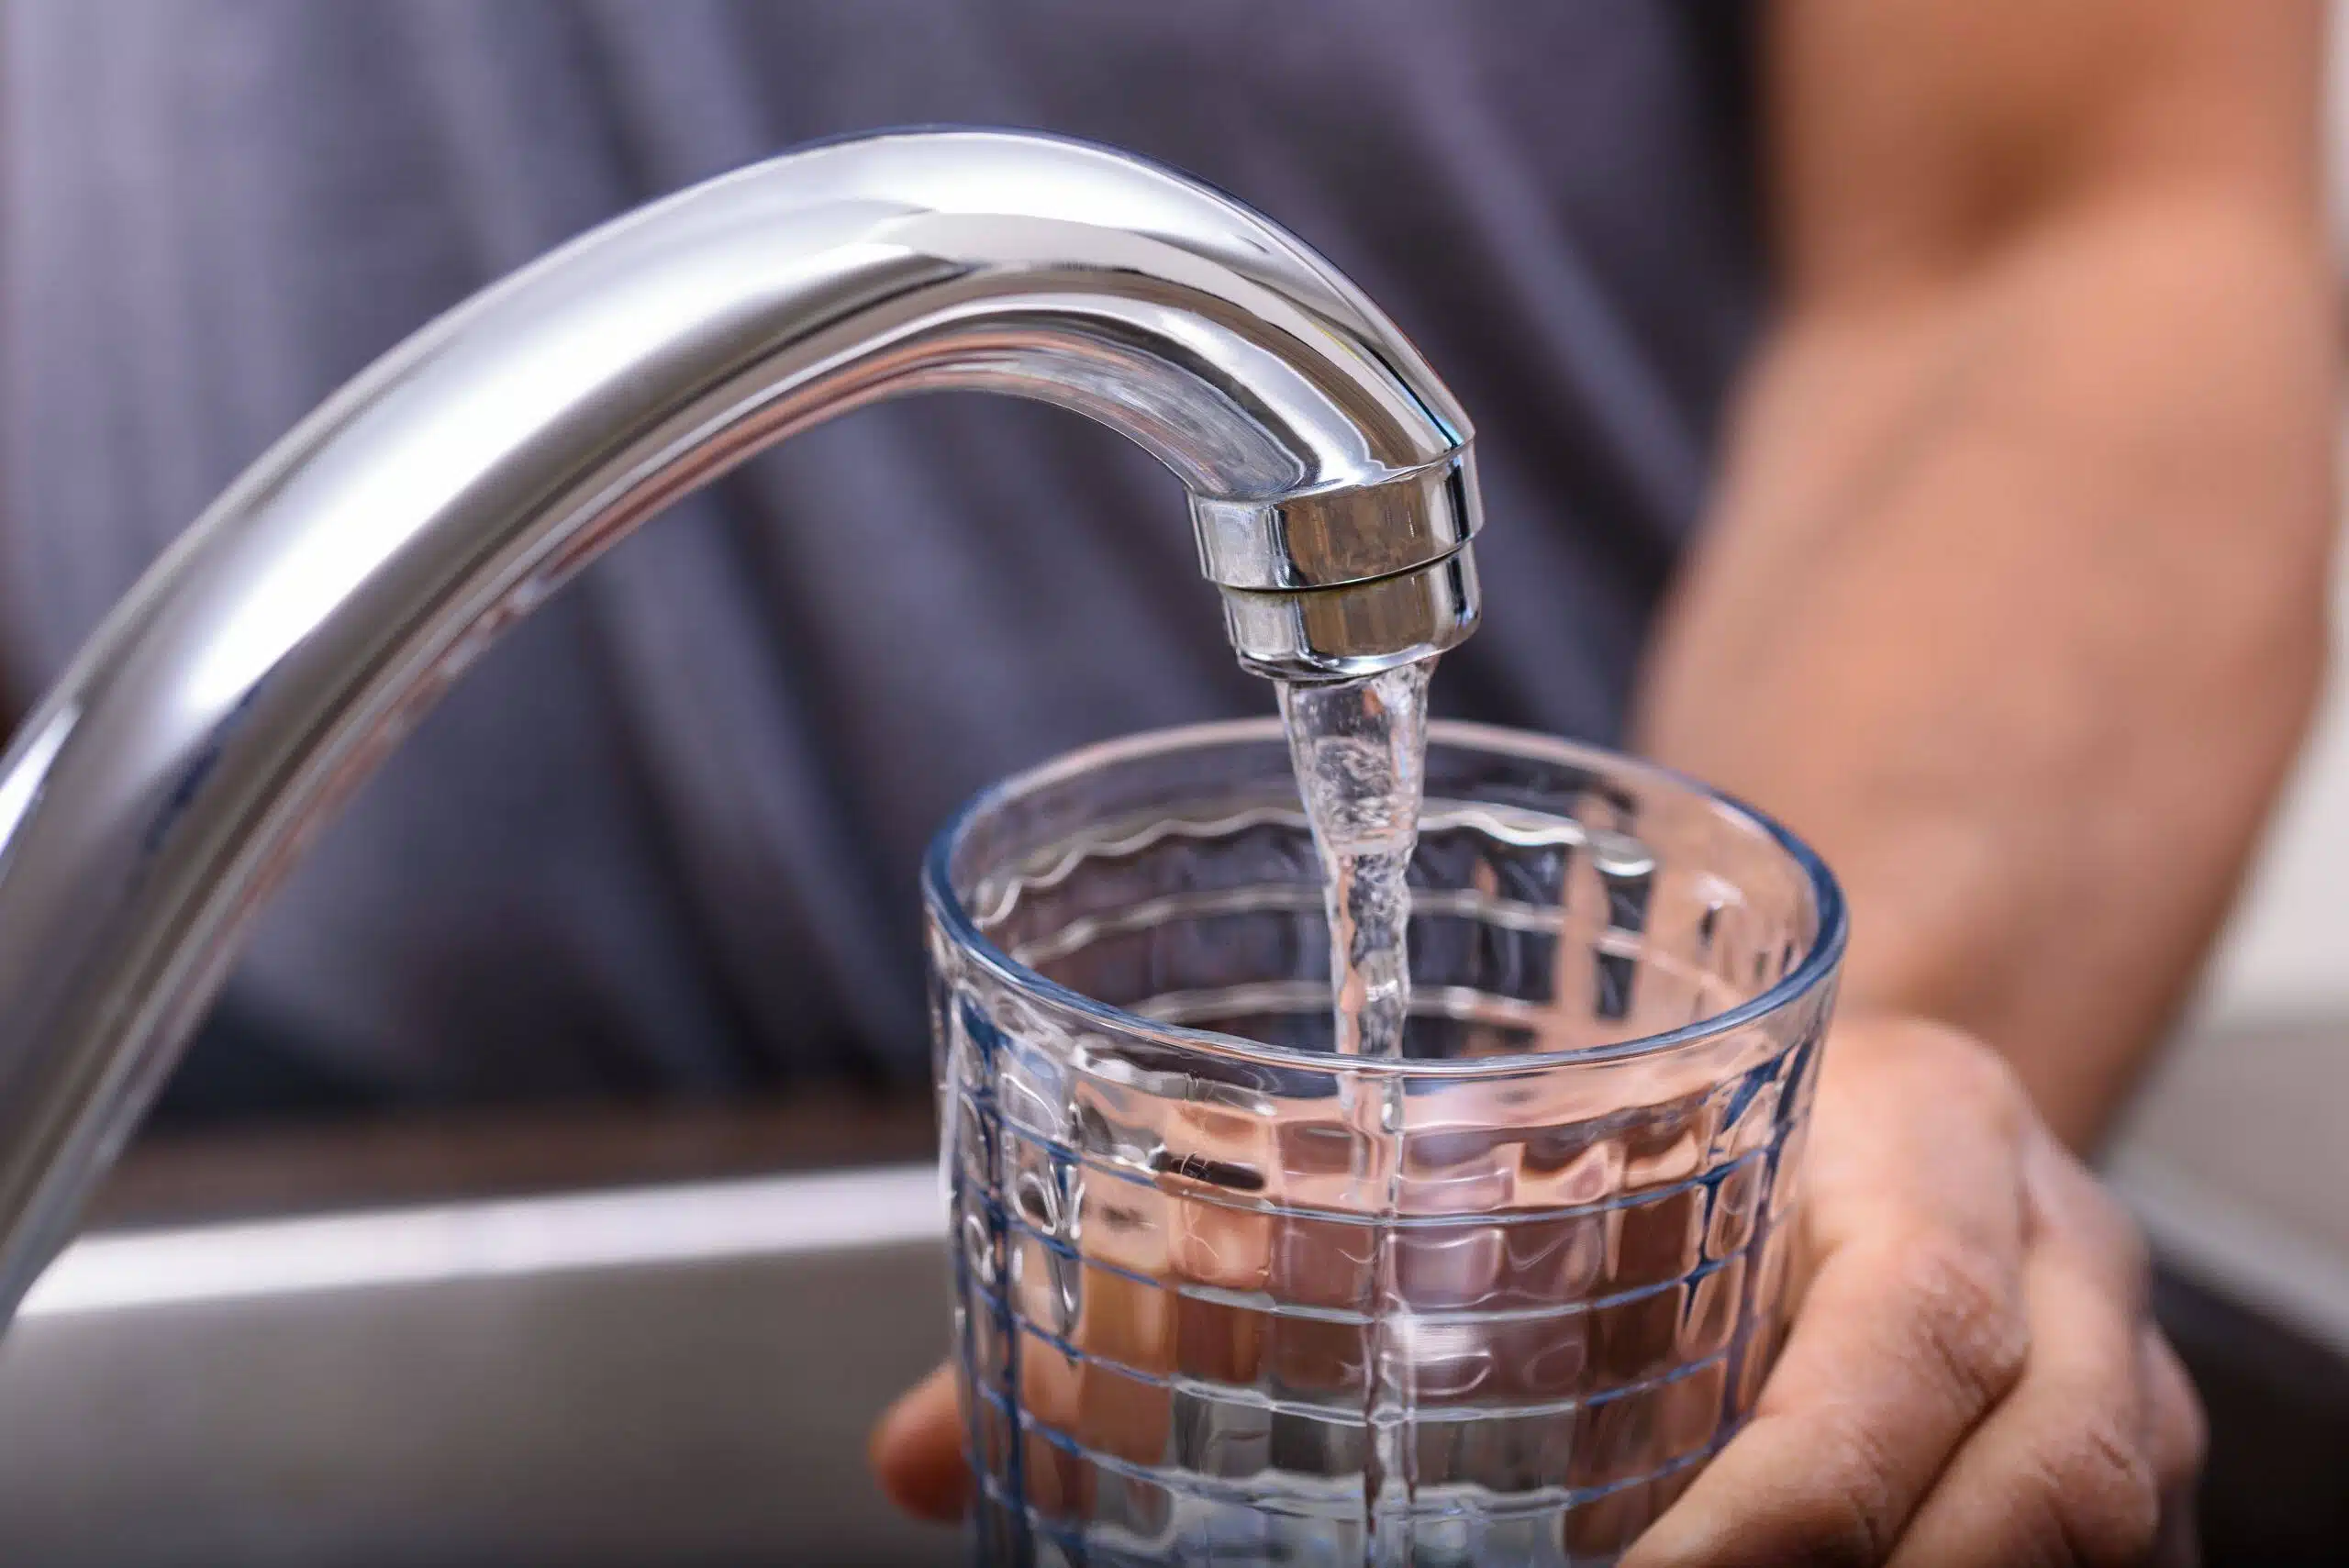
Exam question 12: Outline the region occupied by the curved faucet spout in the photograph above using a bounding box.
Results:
[0,129,1482,1322]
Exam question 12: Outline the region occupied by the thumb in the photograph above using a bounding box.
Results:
[870,1360,974,1523]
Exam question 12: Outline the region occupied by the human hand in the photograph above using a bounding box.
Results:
[872,1015,2205,1563]
[1624,1014,2203,1566]
[871,1358,968,1523]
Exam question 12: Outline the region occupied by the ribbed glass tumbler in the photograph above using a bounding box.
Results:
[925,720,1845,1567]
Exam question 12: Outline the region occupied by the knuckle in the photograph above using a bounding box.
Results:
[1921,1026,2032,1133]
[1771,1417,1905,1566]
[1898,1229,2031,1414]
[2036,1417,2164,1566]
[2037,1154,2155,1291]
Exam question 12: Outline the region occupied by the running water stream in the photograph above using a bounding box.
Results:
[1277,662,1431,1062]
[1276,660,1434,1562]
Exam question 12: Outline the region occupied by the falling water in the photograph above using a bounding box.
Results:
[1277,659,1433,1562]
[1277,662,1431,1062]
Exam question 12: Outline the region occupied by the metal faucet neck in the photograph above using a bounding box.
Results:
[0,129,1481,1322]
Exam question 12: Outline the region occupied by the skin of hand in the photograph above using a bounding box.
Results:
[1620,1016,2203,1567]
[874,0,2337,1558]
[871,1360,966,1523]
[1628,0,2328,1558]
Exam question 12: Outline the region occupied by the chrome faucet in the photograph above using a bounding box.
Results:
[0,129,1481,1320]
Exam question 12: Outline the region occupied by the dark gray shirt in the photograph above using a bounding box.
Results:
[0,1,1762,1110]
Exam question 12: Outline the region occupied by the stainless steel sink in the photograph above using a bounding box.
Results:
[19,1108,2349,1564]
[0,1147,961,1567]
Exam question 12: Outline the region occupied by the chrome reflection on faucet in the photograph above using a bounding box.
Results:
[0,130,1483,1321]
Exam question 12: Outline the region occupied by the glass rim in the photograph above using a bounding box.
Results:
[922,717,1848,1080]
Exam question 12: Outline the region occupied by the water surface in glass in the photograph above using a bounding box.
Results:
[927,721,1843,1566]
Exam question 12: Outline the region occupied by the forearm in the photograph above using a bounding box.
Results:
[1635,193,2336,1146]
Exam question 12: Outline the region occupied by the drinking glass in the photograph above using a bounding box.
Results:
[926,719,1845,1566]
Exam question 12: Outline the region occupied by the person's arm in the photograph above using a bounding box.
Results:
[1622,2,2334,1562]
[1640,0,2336,1148]
[874,3,2335,1556]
